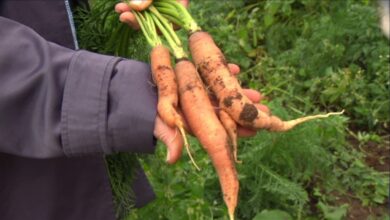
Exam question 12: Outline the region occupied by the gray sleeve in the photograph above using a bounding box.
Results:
[0,16,157,158]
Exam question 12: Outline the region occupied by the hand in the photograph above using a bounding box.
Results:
[115,0,189,30]
[153,115,183,164]
[154,63,270,165]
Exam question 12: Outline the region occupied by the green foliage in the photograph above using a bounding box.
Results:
[130,102,388,220]
[316,202,348,220]
[191,0,390,131]
[105,153,139,219]
[75,0,389,219]
[253,209,293,220]
[75,0,150,61]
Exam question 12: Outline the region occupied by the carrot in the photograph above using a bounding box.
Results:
[218,110,240,163]
[150,45,181,129]
[153,1,343,131]
[145,8,240,219]
[175,59,238,220]
[147,3,343,219]
[131,10,201,168]
[189,31,343,131]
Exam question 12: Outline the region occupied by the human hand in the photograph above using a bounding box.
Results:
[115,0,189,30]
[153,63,270,165]
[153,115,183,164]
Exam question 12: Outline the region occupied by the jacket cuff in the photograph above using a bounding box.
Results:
[107,59,157,154]
[61,50,121,156]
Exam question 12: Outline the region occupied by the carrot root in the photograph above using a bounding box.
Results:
[219,110,240,163]
[178,124,201,171]
[229,212,235,220]
[270,110,345,132]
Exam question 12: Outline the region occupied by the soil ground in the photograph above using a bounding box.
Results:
[337,136,389,219]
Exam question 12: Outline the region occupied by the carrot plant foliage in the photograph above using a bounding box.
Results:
[76,0,389,219]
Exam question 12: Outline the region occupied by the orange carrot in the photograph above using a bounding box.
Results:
[150,45,182,129]
[218,110,240,163]
[189,31,343,131]
[175,59,238,220]
[133,9,200,166]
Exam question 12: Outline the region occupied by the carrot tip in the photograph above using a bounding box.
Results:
[275,110,345,132]
[177,125,201,171]
[229,212,235,220]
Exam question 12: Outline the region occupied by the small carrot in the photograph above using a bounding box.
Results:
[150,45,181,129]
[132,10,197,167]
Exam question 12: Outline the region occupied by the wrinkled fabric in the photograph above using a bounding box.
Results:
[0,154,116,220]
[0,1,158,219]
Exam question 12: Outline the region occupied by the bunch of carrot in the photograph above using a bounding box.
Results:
[125,1,343,219]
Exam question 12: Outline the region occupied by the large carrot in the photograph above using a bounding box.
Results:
[175,59,238,220]
[148,8,239,219]
[189,31,343,131]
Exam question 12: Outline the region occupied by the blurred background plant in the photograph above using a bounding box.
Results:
[76,0,389,219]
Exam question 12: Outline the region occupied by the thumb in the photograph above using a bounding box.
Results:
[153,116,184,164]
[127,0,153,11]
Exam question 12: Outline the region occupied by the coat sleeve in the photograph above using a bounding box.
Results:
[0,16,157,158]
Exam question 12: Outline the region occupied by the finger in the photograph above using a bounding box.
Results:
[165,128,184,164]
[179,0,190,7]
[228,63,240,75]
[154,117,184,164]
[237,103,271,137]
[119,11,140,30]
[256,103,271,115]
[115,3,131,14]
[127,0,153,11]
[242,89,262,103]
[237,126,257,137]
